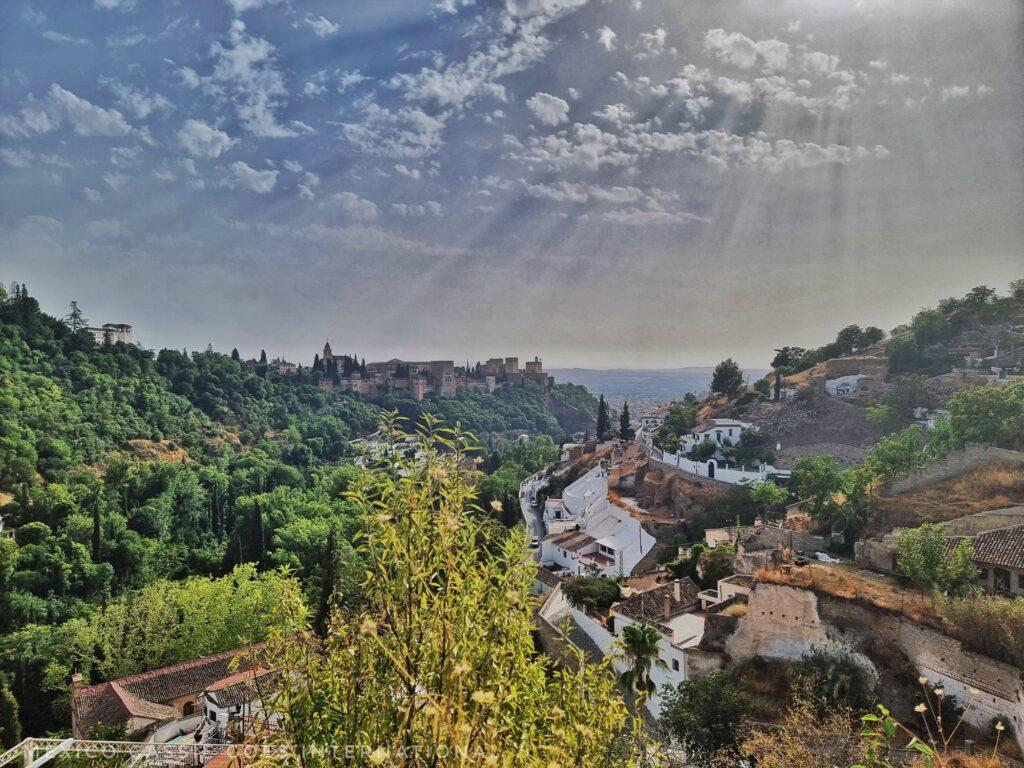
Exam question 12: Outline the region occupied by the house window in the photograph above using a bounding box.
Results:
[1018,573,1024,590]
[978,569,989,581]
[671,659,680,672]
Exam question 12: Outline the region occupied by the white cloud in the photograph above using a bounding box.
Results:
[341,103,446,159]
[338,70,368,92]
[228,160,278,193]
[394,164,421,178]
[526,92,570,126]
[303,15,339,37]
[51,85,132,136]
[634,28,674,58]
[282,159,303,173]
[298,184,316,201]
[596,26,617,51]
[181,158,199,176]
[302,171,320,187]
[941,84,990,101]
[102,172,128,191]
[110,146,142,167]
[0,147,33,167]
[177,119,235,158]
[84,187,104,202]
[226,0,283,13]
[197,20,295,138]
[1,85,132,139]
[102,78,171,119]
[391,201,442,217]
[592,103,633,125]
[704,28,790,71]
[42,30,91,45]
[333,192,379,221]
[94,0,136,11]
[868,59,888,71]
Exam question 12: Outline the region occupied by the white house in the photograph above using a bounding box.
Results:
[677,419,754,454]
[825,374,865,396]
[203,669,279,735]
[609,578,706,717]
[540,465,655,577]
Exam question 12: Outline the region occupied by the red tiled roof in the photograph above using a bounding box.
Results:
[73,644,265,738]
[971,524,1024,570]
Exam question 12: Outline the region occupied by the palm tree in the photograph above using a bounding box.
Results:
[616,623,666,697]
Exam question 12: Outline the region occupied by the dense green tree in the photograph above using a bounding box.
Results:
[660,670,750,755]
[0,684,20,748]
[711,358,744,396]
[898,524,977,594]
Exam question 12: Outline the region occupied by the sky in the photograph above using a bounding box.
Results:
[1,0,1021,369]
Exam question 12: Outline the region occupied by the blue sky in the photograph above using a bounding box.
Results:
[1,0,1021,367]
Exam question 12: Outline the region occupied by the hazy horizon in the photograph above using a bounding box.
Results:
[2,0,1022,368]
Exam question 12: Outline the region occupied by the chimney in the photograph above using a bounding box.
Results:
[673,580,681,602]
[663,591,672,621]
[70,673,84,739]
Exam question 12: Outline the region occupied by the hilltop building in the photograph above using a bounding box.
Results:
[86,323,134,345]
[314,344,553,401]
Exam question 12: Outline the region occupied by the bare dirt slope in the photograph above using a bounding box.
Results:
[744,393,883,467]
[631,464,730,521]
[869,466,1024,534]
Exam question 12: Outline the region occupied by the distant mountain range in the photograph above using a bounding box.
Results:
[549,367,769,408]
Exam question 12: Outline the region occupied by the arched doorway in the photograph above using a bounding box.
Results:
[183,701,195,716]
[707,460,715,479]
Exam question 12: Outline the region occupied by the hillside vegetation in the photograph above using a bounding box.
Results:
[0,283,576,738]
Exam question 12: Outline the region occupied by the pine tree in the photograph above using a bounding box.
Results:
[619,401,634,440]
[63,300,88,332]
[313,523,339,638]
[596,394,610,440]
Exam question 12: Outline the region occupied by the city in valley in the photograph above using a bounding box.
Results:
[1,0,1022,767]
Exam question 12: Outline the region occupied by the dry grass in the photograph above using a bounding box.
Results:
[125,438,195,464]
[869,466,1024,535]
[756,563,942,627]
[720,603,748,617]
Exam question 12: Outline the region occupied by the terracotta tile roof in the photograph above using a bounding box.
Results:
[73,644,264,737]
[613,578,700,626]
[72,682,179,738]
[970,524,1024,570]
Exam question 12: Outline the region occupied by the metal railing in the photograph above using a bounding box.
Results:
[0,738,235,768]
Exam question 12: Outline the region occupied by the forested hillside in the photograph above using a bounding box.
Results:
[0,284,574,738]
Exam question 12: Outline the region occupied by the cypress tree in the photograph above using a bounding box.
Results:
[231,348,240,361]
[313,523,340,638]
[619,402,634,440]
[596,394,609,440]
[259,349,268,364]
